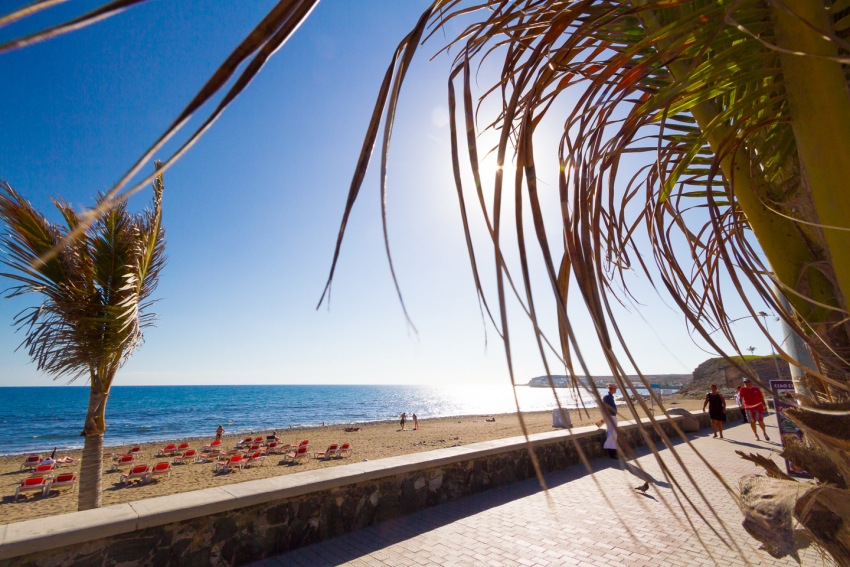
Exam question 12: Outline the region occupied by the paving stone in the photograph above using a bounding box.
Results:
[246,421,818,566]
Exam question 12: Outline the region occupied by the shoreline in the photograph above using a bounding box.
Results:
[0,398,677,458]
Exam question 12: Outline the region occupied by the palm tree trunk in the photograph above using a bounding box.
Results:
[772,0,850,314]
[78,388,108,511]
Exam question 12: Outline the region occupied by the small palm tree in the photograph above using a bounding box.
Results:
[747,347,756,356]
[0,164,166,510]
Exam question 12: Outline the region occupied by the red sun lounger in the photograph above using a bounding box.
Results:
[20,455,41,471]
[156,444,178,457]
[31,464,56,478]
[214,455,244,473]
[337,443,351,458]
[150,462,172,481]
[173,449,197,465]
[15,477,49,501]
[285,445,309,464]
[47,473,77,495]
[244,451,266,468]
[121,465,152,486]
[110,454,136,471]
[314,444,338,460]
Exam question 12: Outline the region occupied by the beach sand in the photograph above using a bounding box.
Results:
[0,398,706,525]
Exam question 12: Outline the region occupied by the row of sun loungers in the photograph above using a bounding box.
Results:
[14,474,77,502]
[14,437,355,501]
[120,462,172,486]
[20,455,78,471]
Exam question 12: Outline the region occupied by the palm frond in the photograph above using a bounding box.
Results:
[0,167,166,384]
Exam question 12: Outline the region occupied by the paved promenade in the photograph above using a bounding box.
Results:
[249,417,819,567]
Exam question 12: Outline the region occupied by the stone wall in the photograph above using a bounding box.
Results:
[0,412,725,567]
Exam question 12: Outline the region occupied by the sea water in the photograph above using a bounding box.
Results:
[0,384,665,455]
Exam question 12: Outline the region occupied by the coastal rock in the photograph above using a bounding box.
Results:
[680,355,789,396]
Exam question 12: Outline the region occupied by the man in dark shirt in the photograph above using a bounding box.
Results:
[602,383,618,459]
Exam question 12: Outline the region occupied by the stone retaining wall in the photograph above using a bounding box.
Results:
[0,410,730,567]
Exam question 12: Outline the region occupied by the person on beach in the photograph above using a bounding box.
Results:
[216,424,225,441]
[412,413,419,430]
[400,413,407,430]
[702,384,726,438]
[739,378,770,441]
[266,431,279,442]
[735,386,749,423]
[602,384,619,459]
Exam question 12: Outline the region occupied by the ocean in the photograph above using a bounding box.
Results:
[0,384,667,456]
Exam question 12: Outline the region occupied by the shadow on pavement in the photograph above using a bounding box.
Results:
[266,435,691,567]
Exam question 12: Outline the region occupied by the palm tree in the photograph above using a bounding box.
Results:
[0,164,166,510]
[3,0,850,560]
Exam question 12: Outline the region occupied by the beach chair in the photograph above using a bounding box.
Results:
[177,442,190,451]
[336,443,351,458]
[114,446,142,459]
[285,446,309,464]
[110,455,136,472]
[20,455,41,471]
[150,462,172,481]
[31,464,56,478]
[242,444,261,454]
[235,437,253,449]
[293,439,310,451]
[314,444,338,460]
[47,473,77,495]
[253,436,263,444]
[194,450,218,464]
[265,441,279,454]
[173,449,197,465]
[14,477,49,501]
[243,451,266,468]
[271,443,291,456]
[215,454,244,473]
[156,443,178,457]
[201,439,222,452]
[121,465,152,486]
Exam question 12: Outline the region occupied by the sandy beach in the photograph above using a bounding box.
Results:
[0,398,705,525]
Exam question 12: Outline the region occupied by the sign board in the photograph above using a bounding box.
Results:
[769,379,811,479]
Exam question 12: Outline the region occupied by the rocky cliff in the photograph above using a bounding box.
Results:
[680,355,790,396]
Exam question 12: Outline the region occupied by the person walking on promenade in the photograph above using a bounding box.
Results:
[412,413,419,430]
[702,384,727,438]
[740,378,770,441]
[602,384,619,459]
[400,413,406,431]
[216,424,225,441]
[735,386,749,423]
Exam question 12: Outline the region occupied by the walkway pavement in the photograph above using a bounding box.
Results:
[248,417,819,567]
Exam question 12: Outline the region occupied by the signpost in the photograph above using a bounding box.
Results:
[650,384,660,410]
[769,379,811,478]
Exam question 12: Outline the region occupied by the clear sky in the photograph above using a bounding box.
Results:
[0,1,779,387]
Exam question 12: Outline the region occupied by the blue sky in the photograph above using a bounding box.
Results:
[0,1,779,387]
